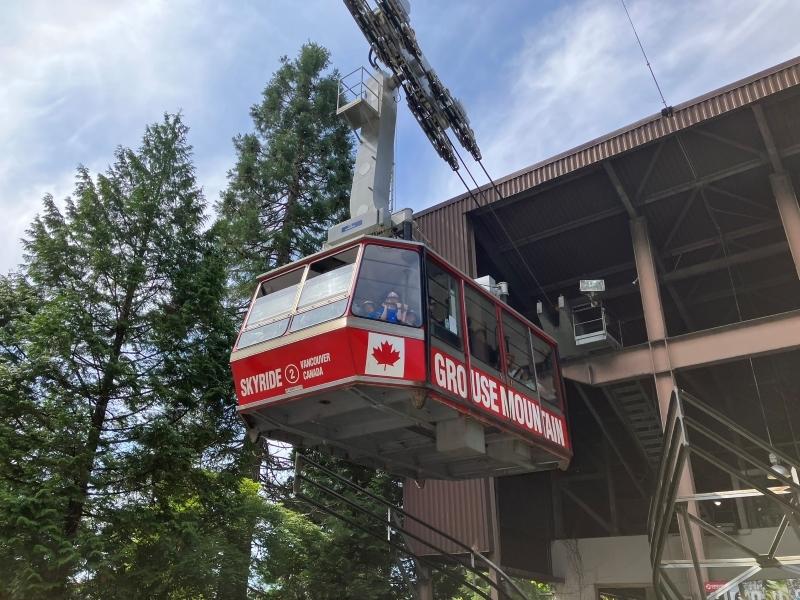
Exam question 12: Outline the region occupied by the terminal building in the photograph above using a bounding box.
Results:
[405,56,800,598]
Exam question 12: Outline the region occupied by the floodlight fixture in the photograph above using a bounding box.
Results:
[579,279,606,293]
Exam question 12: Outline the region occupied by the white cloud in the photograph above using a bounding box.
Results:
[3,0,800,274]
[430,0,800,201]
[0,0,263,273]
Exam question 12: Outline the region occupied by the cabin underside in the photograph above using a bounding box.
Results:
[240,382,568,480]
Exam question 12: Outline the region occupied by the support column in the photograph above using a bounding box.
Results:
[630,217,706,597]
[630,217,674,419]
[770,172,800,279]
[630,217,667,342]
[416,565,433,600]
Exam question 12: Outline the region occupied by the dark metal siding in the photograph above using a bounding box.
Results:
[414,200,476,276]
[403,478,493,556]
[496,473,554,577]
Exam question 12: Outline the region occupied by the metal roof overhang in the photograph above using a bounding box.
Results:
[416,56,800,345]
[409,55,800,545]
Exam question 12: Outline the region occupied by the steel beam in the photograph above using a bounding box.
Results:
[575,384,647,498]
[605,162,638,218]
[636,142,664,200]
[561,485,615,535]
[770,173,800,279]
[539,221,783,295]
[484,144,798,255]
[706,184,775,215]
[631,217,667,341]
[662,188,699,251]
[563,309,800,386]
[661,241,789,282]
[630,216,707,585]
[691,127,765,160]
[497,206,626,252]
[751,104,800,277]
[753,104,783,172]
[641,143,800,205]
[665,221,781,257]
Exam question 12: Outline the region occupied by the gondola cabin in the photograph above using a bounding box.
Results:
[231,237,571,479]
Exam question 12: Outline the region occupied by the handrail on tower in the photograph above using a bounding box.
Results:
[327,0,483,247]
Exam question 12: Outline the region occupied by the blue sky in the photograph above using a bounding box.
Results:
[2,0,800,274]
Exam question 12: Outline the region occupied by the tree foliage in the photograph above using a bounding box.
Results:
[0,41,518,600]
[216,42,353,304]
[0,114,245,599]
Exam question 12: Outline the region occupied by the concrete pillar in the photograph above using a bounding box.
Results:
[770,172,800,279]
[630,217,706,597]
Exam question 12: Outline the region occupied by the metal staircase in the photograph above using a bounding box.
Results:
[649,389,800,600]
[605,381,663,471]
[260,449,530,600]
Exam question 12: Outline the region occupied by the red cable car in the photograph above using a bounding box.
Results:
[231,236,571,479]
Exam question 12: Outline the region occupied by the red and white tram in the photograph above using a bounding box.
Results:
[231,237,571,479]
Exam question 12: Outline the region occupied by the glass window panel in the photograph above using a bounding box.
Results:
[426,260,462,349]
[502,312,536,392]
[289,298,348,333]
[352,245,422,327]
[465,286,500,371]
[245,268,305,327]
[297,247,358,308]
[532,335,558,405]
[237,318,290,349]
[289,298,347,331]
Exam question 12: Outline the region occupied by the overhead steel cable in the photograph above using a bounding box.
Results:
[342,0,555,310]
[620,0,670,113]
[446,140,557,311]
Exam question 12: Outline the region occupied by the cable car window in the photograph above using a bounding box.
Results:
[502,312,536,393]
[532,335,558,405]
[352,245,422,327]
[465,286,500,371]
[237,318,290,349]
[426,260,462,349]
[296,247,358,309]
[289,298,348,333]
[244,268,304,329]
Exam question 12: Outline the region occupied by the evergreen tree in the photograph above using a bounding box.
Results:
[0,114,243,598]
[214,42,357,599]
[216,41,353,304]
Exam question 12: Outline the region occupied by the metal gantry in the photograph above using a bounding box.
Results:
[649,389,800,599]
[342,0,481,171]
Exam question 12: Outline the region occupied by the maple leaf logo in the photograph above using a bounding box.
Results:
[371,340,401,370]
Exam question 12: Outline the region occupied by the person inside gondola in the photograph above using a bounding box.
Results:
[354,299,376,317]
[506,352,534,390]
[369,290,407,323]
[403,308,421,327]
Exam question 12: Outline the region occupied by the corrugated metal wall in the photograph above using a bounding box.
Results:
[403,478,494,556]
[414,201,475,276]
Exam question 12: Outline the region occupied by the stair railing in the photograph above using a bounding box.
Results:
[648,389,800,600]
